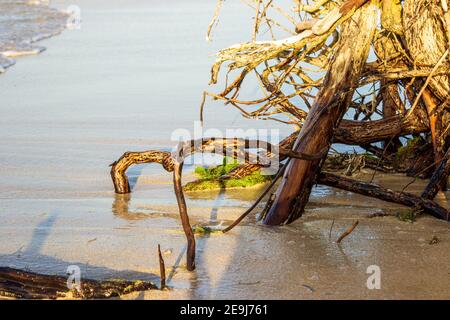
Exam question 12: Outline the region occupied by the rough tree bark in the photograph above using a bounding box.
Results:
[375,13,405,152]
[422,89,446,169]
[263,1,379,225]
[403,0,450,186]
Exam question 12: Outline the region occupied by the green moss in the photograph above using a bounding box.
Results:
[185,171,272,191]
[193,157,239,180]
[192,225,223,235]
[396,137,423,159]
[185,157,273,191]
[192,225,212,234]
[397,207,422,223]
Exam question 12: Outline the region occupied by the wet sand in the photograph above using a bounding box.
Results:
[0,1,449,299]
[1,171,450,299]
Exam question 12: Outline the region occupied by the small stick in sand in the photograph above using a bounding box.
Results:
[328,218,335,240]
[336,220,359,244]
[158,244,166,290]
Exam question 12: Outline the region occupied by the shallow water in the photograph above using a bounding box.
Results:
[0,0,293,280]
[0,1,449,299]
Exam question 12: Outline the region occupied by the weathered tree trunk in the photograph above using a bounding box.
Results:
[335,109,429,145]
[403,0,450,103]
[402,0,450,187]
[263,1,379,225]
[381,82,404,152]
[379,1,405,152]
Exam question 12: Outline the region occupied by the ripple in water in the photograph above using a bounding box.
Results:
[0,0,67,73]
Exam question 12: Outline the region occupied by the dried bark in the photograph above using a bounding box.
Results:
[381,82,403,152]
[374,31,405,152]
[403,0,450,103]
[381,0,403,35]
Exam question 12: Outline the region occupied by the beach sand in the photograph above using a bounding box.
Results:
[0,0,449,299]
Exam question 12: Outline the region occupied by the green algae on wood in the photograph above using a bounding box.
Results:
[184,158,273,191]
[192,225,223,235]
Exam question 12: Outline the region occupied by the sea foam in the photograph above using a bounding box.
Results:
[0,0,67,73]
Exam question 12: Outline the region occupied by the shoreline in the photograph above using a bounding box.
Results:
[0,0,67,74]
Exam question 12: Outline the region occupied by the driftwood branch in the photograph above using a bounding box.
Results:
[422,149,450,199]
[0,267,156,299]
[158,244,166,289]
[173,161,196,271]
[318,172,450,221]
[336,220,359,244]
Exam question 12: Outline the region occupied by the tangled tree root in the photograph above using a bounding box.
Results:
[109,0,450,271]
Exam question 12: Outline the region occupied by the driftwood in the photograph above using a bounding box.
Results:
[318,172,450,221]
[158,244,166,290]
[336,220,359,244]
[264,1,379,225]
[173,161,196,271]
[422,149,450,200]
[107,0,450,272]
[0,267,156,299]
[111,139,324,270]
